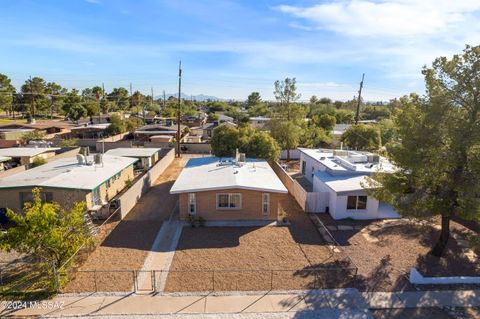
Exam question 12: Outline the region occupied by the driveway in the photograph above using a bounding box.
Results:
[63,155,190,292]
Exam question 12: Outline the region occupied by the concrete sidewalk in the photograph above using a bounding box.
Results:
[1,289,478,318]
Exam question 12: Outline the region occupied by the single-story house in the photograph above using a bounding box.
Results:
[170,157,288,221]
[149,135,174,147]
[298,148,399,220]
[105,147,161,169]
[202,121,237,139]
[0,154,137,213]
[0,147,60,166]
[134,124,187,141]
[66,123,111,139]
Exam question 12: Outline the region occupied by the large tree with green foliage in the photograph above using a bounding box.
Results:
[341,124,380,150]
[0,189,93,269]
[246,92,261,108]
[211,125,280,160]
[369,45,480,257]
[0,73,16,116]
[21,77,47,117]
[271,77,302,161]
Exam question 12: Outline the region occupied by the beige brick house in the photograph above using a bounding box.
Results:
[170,157,288,221]
[0,154,137,213]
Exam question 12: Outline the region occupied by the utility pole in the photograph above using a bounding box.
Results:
[162,89,166,110]
[102,83,106,121]
[129,83,133,111]
[177,61,182,157]
[355,73,365,125]
[29,75,33,120]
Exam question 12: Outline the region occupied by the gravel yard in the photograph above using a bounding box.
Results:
[63,156,189,293]
[322,216,480,292]
[164,195,353,292]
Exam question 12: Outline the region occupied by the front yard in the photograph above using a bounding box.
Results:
[164,195,353,292]
[318,215,480,292]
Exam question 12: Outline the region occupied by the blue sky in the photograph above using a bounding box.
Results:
[1,0,479,101]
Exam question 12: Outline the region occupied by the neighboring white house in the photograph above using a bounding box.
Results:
[298,148,399,220]
[105,147,161,169]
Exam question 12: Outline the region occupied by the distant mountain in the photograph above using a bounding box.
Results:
[155,93,224,102]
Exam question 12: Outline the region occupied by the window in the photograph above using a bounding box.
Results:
[188,193,196,215]
[347,196,357,210]
[216,193,242,209]
[357,196,367,209]
[262,193,270,215]
[347,196,368,210]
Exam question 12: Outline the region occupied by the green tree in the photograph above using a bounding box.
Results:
[105,114,126,136]
[361,105,391,120]
[272,77,302,161]
[0,188,93,269]
[66,103,87,123]
[313,113,336,130]
[59,138,78,148]
[0,73,16,116]
[210,125,240,157]
[45,82,66,119]
[21,130,46,143]
[100,98,112,114]
[334,109,355,123]
[207,113,219,122]
[369,45,480,257]
[244,131,280,161]
[300,126,331,148]
[31,157,46,167]
[108,87,130,111]
[248,103,271,117]
[341,124,380,150]
[125,117,141,133]
[246,92,261,108]
[21,77,47,117]
[210,125,280,160]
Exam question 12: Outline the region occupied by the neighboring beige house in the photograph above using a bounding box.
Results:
[105,147,161,170]
[0,147,60,166]
[0,154,137,213]
[170,157,288,221]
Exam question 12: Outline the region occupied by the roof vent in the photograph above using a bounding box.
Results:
[76,154,86,165]
[94,154,103,165]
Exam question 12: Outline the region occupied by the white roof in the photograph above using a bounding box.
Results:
[150,135,173,139]
[250,117,271,121]
[315,171,378,193]
[170,157,288,194]
[0,154,137,190]
[105,148,161,158]
[71,123,110,130]
[299,148,396,174]
[0,156,11,162]
[0,147,60,158]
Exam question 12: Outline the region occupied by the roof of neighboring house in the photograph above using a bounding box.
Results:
[250,116,271,121]
[314,171,378,193]
[170,157,288,194]
[0,154,137,190]
[298,148,396,174]
[105,148,161,158]
[0,121,74,130]
[71,123,111,130]
[332,124,351,136]
[0,147,60,158]
[0,156,11,162]
[150,135,173,139]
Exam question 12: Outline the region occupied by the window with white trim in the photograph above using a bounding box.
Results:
[347,196,368,210]
[262,193,270,215]
[188,193,196,215]
[216,193,242,209]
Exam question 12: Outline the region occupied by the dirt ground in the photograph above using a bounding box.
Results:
[164,195,352,292]
[63,156,189,293]
[321,215,480,292]
[372,307,480,319]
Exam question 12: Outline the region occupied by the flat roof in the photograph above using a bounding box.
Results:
[0,156,11,162]
[71,123,110,130]
[105,148,161,158]
[250,117,271,121]
[0,154,137,190]
[0,147,60,158]
[315,171,378,193]
[170,157,288,194]
[150,135,173,139]
[299,148,396,174]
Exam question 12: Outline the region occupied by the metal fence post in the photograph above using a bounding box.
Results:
[270,270,274,290]
[94,270,98,292]
[212,270,215,291]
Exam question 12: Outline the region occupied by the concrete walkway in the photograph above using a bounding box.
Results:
[2,289,478,318]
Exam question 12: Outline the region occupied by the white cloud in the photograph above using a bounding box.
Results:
[277,0,480,37]
[85,0,101,4]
